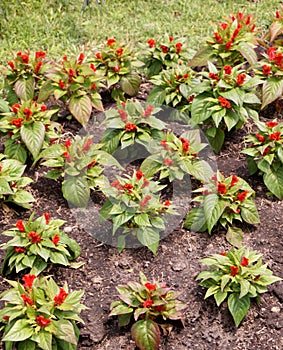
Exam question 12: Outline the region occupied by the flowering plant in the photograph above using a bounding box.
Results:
[184,171,260,246]
[39,134,121,208]
[190,12,258,67]
[1,213,81,276]
[265,9,283,45]
[196,247,282,327]
[190,61,261,152]
[0,100,60,163]
[140,130,213,182]
[0,274,86,349]
[241,120,283,199]
[138,35,191,78]
[0,154,35,209]
[91,38,141,101]
[1,50,48,104]
[101,100,166,154]
[100,169,176,254]
[109,271,186,350]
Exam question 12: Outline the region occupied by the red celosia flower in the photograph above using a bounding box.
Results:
[87,160,97,169]
[107,38,116,46]
[221,23,228,30]
[8,61,15,70]
[34,61,42,74]
[21,294,34,306]
[155,305,166,312]
[90,82,96,90]
[262,146,271,156]
[209,72,219,81]
[27,231,41,244]
[163,158,173,166]
[142,179,150,188]
[35,51,46,59]
[230,265,239,277]
[266,121,278,128]
[118,109,127,121]
[65,140,72,148]
[83,138,92,151]
[62,55,68,61]
[145,282,156,291]
[236,73,246,86]
[43,212,51,224]
[232,28,240,41]
[124,183,134,192]
[237,190,248,202]
[147,38,156,48]
[274,52,283,67]
[136,170,144,180]
[54,288,68,306]
[140,195,152,207]
[111,179,123,191]
[68,68,75,78]
[188,95,194,103]
[163,200,171,207]
[41,105,47,111]
[169,36,174,42]
[22,274,36,289]
[230,174,239,187]
[77,52,84,64]
[219,252,227,256]
[16,220,25,232]
[10,118,23,128]
[113,65,121,73]
[225,41,232,50]
[175,42,182,54]
[250,24,256,32]
[269,132,281,141]
[20,54,29,64]
[276,10,281,19]
[36,315,51,327]
[95,52,102,60]
[267,47,276,61]
[143,300,153,308]
[262,65,271,75]
[23,108,33,119]
[255,133,265,143]
[224,65,232,75]
[241,257,249,267]
[217,183,227,195]
[63,151,71,163]
[125,123,137,132]
[116,48,123,56]
[246,15,251,25]
[59,80,66,89]
[218,96,231,108]
[11,103,21,113]
[90,63,97,72]
[214,32,222,44]
[14,246,25,253]
[183,73,189,79]
[144,105,154,118]
[160,45,168,53]
[160,140,168,150]
[2,316,9,322]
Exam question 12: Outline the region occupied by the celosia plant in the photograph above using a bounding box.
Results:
[0,274,86,349]
[100,169,176,254]
[196,247,282,326]
[184,171,260,246]
[241,119,283,199]
[110,271,186,350]
[1,213,81,275]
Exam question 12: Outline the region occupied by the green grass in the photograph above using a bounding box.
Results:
[0,0,282,62]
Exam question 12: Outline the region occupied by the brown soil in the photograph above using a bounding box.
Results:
[0,85,282,350]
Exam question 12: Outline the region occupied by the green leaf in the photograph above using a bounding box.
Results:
[214,290,228,307]
[226,227,243,247]
[237,42,257,66]
[137,229,160,254]
[3,319,34,342]
[228,293,250,327]
[131,319,160,350]
[206,127,225,153]
[69,94,92,126]
[263,167,283,199]
[239,279,250,299]
[0,178,13,195]
[189,46,213,67]
[62,176,90,208]
[120,74,141,96]
[269,20,283,43]
[147,86,167,105]
[20,122,45,160]
[183,206,207,232]
[109,304,133,316]
[37,330,52,350]
[204,194,226,234]
[261,77,283,110]
[241,202,260,225]
[18,340,36,350]
[118,313,132,327]
[37,80,54,103]
[4,139,27,163]
[14,77,34,101]
[191,93,213,124]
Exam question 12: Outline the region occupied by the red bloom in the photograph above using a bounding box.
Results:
[23,108,33,119]
[95,52,102,60]
[136,170,144,180]
[35,51,46,59]
[83,138,92,151]
[142,178,150,188]
[116,48,123,56]
[36,315,51,327]
[269,131,281,141]
[230,265,239,277]
[267,47,276,61]
[217,183,227,195]
[223,65,232,75]
[255,133,265,143]
[163,158,174,166]
[8,61,15,70]
[27,231,41,244]
[169,36,174,42]
[54,287,68,306]
[107,38,116,46]
[160,45,168,53]
[43,212,51,224]
[14,246,25,253]
[111,179,123,191]
[90,63,97,72]
[163,200,171,207]
[232,28,240,41]
[62,55,68,61]
[16,220,25,232]
[221,23,228,30]
[218,96,231,108]
[59,80,66,89]
[209,72,219,81]
[2,316,9,322]
[21,294,34,306]
[183,73,189,79]
[225,41,232,50]
[140,195,152,207]
[241,257,249,267]
[160,140,168,150]
[10,118,23,128]
[266,121,278,128]
[219,252,227,256]
[262,65,271,75]
[22,274,36,289]
[274,52,283,67]
[276,10,281,19]
[188,95,194,103]
[155,305,166,312]
[144,105,154,118]
[125,123,137,132]
[113,65,121,73]
[262,146,271,156]
[214,32,222,44]
[230,174,239,187]
[145,282,156,291]
[175,42,182,54]
[143,300,153,308]
[63,151,71,163]
[41,105,47,111]
[77,52,84,64]
[68,68,75,78]
[147,38,156,48]
[237,190,248,202]
[20,54,29,64]
[118,109,127,121]
[236,73,246,86]
[124,183,134,193]
[87,160,97,169]
[11,103,21,113]
[246,15,251,25]
[65,140,72,148]
[34,61,42,74]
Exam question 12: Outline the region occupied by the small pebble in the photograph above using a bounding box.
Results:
[271,306,280,313]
